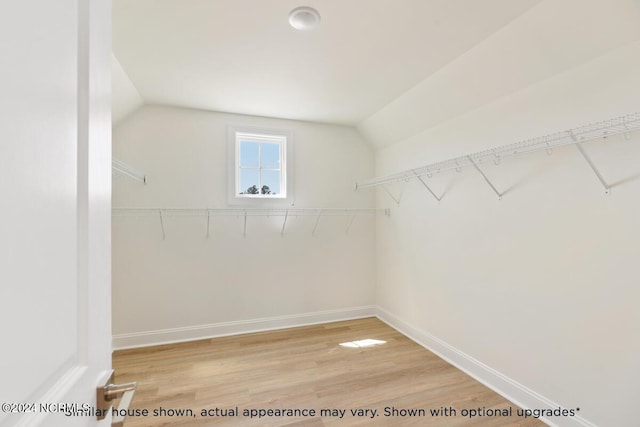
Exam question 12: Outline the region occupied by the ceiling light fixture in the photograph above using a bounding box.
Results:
[288,6,321,31]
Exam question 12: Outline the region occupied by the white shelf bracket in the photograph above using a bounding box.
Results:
[281,210,289,237]
[312,210,322,237]
[623,119,632,141]
[569,131,610,195]
[412,170,440,202]
[381,184,403,206]
[468,156,502,200]
[158,209,166,240]
[243,210,247,238]
[345,214,356,235]
[206,210,211,239]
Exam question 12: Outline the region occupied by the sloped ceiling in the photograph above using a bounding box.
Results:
[112,0,640,148]
[111,54,144,125]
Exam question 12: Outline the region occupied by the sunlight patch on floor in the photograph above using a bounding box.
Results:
[339,339,386,348]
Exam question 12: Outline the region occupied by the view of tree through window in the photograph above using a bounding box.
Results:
[243,184,272,194]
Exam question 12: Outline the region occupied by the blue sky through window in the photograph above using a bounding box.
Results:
[239,141,259,168]
[261,143,280,169]
[261,170,281,194]
[239,169,259,192]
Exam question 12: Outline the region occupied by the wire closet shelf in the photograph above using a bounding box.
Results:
[355,113,640,190]
[112,207,389,217]
[112,157,147,184]
[112,207,390,239]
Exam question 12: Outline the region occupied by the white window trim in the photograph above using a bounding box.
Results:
[227,124,295,207]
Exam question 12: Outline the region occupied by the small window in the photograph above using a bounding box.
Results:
[227,125,294,206]
[236,132,286,198]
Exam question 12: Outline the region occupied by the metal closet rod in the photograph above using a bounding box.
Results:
[112,157,147,184]
[355,112,640,190]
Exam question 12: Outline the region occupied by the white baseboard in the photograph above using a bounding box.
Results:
[112,305,377,350]
[374,307,596,427]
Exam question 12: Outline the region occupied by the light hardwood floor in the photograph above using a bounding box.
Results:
[113,318,544,426]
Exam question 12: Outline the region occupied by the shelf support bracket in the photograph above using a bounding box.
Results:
[206,209,211,239]
[158,209,166,240]
[345,214,356,235]
[468,156,502,200]
[243,210,247,238]
[623,121,632,141]
[281,210,289,237]
[381,184,403,206]
[412,170,440,202]
[569,132,610,195]
[312,210,322,236]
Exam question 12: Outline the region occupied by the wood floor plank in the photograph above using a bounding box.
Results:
[112,318,544,426]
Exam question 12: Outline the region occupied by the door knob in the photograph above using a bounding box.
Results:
[96,370,137,425]
[104,382,137,401]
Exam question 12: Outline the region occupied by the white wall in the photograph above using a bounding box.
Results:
[374,41,640,427]
[111,54,143,125]
[112,106,376,347]
[358,0,640,149]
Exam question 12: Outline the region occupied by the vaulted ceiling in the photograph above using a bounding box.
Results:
[112,0,640,148]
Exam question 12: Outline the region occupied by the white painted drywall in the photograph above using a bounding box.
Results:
[112,106,375,343]
[111,54,143,125]
[358,0,640,148]
[374,40,640,427]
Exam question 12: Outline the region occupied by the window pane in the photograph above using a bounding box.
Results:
[261,170,281,195]
[261,142,281,169]
[239,140,259,168]
[239,169,259,194]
